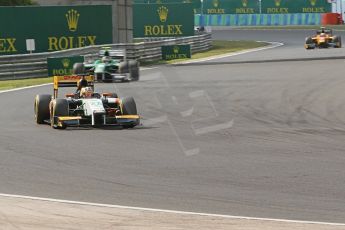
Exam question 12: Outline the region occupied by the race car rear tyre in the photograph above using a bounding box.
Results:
[73,63,85,75]
[111,93,118,98]
[50,99,69,129]
[34,94,51,124]
[129,60,139,81]
[104,73,113,83]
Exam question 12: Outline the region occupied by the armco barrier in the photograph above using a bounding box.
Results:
[0,33,211,80]
[195,14,322,26]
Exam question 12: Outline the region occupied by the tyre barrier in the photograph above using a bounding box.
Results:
[195,13,322,26]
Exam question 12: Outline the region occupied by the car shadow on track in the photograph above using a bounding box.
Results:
[59,125,158,131]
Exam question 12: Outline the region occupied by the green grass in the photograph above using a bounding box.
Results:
[142,40,268,65]
[0,40,267,90]
[0,77,52,91]
[188,40,267,59]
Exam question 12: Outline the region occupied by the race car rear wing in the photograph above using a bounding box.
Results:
[99,48,127,61]
[316,29,332,35]
[53,75,94,98]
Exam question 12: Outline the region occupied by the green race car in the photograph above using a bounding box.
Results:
[73,49,140,82]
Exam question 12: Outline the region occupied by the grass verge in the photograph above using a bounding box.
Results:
[142,40,268,65]
[0,40,267,90]
[0,77,52,91]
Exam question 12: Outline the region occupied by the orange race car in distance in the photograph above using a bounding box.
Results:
[305,27,342,49]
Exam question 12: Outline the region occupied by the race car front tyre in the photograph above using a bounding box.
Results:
[104,72,113,83]
[118,61,129,74]
[95,73,103,82]
[121,97,138,128]
[333,36,342,48]
[34,94,51,124]
[50,99,69,129]
[73,63,85,75]
[121,97,137,115]
[305,37,314,49]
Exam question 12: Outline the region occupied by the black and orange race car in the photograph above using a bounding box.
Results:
[34,75,140,129]
[305,27,342,49]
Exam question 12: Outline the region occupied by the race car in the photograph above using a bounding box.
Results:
[305,28,342,49]
[34,75,140,129]
[73,49,140,82]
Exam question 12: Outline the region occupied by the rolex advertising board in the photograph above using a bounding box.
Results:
[133,0,331,15]
[133,0,201,13]
[261,0,331,14]
[133,3,194,37]
[0,5,112,55]
[47,56,84,77]
[161,45,191,60]
[203,0,259,14]
[133,0,184,2]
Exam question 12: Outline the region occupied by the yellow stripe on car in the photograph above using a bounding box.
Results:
[115,115,140,119]
[58,116,82,121]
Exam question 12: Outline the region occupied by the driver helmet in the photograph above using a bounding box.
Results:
[102,56,111,63]
[80,87,93,98]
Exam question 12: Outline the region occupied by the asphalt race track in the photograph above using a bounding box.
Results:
[210,29,345,63]
[1,29,345,223]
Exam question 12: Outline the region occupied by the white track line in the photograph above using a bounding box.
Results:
[0,83,52,94]
[174,41,284,64]
[0,43,342,227]
[0,193,344,226]
[141,66,158,71]
[0,67,156,94]
[0,43,279,94]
